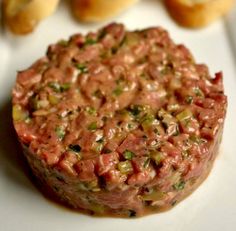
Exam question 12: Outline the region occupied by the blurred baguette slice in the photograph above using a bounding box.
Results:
[3,0,60,35]
[165,0,235,28]
[70,0,139,22]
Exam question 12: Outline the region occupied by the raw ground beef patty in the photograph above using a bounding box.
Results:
[12,23,227,217]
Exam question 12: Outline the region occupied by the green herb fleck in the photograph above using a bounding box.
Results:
[92,142,104,153]
[48,82,61,93]
[76,63,88,73]
[60,83,71,91]
[84,38,97,45]
[85,106,97,116]
[123,150,135,160]
[186,96,193,104]
[48,82,70,93]
[88,122,97,131]
[193,87,204,97]
[141,114,155,127]
[173,181,185,191]
[55,126,65,140]
[127,123,133,129]
[129,105,142,116]
[113,86,123,96]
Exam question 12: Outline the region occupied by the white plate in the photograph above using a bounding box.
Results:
[1,1,236,231]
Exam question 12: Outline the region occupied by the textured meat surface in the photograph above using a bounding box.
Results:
[12,23,227,217]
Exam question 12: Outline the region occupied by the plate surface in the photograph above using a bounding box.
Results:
[0,1,236,231]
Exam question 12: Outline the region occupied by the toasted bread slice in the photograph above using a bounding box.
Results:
[3,0,60,35]
[70,0,139,22]
[165,0,235,28]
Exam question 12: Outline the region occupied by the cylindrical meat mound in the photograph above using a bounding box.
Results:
[12,23,227,217]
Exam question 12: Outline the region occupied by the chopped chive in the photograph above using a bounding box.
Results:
[123,150,135,160]
[88,122,97,131]
[75,63,88,73]
[85,106,97,115]
[185,96,193,104]
[61,83,71,91]
[127,123,133,129]
[84,38,97,45]
[141,114,155,128]
[193,87,204,97]
[48,82,61,93]
[48,82,70,93]
[173,181,185,191]
[113,86,123,96]
[95,143,103,153]
[129,105,142,116]
[55,126,65,140]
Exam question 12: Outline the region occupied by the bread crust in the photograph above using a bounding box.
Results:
[70,0,139,22]
[3,0,60,35]
[164,0,235,28]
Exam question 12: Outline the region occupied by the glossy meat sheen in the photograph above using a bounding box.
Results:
[12,23,227,217]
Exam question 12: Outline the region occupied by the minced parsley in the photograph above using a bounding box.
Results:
[123,150,135,160]
[87,122,97,131]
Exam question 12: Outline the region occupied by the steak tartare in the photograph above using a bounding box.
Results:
[12,23,227,217]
